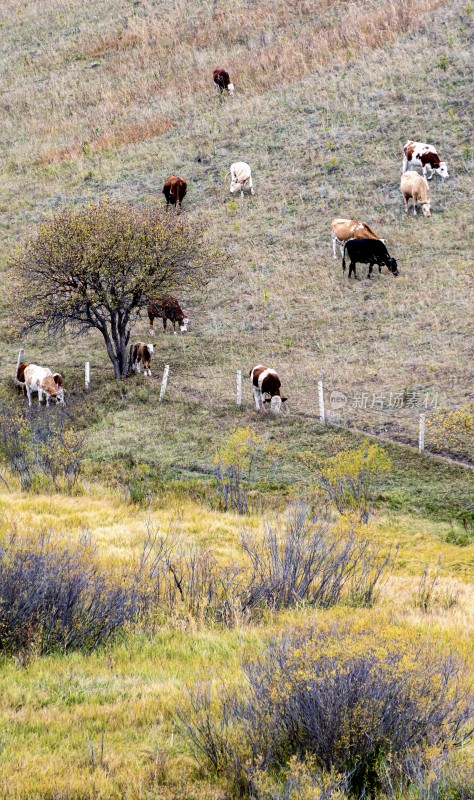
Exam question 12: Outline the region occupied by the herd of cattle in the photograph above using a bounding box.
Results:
[14,69,450,413]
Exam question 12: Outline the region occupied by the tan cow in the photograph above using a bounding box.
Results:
[331,218,382,259]
[400,172,431,217]
[24,364,65,406]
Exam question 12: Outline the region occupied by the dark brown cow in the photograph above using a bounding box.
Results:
[132,342,154,377]
[250,364,287,414]
[213,67,235,94]
[162,175,187,209]
[147,295,189,335]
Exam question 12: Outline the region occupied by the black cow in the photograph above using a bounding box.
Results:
[342,238,398,279]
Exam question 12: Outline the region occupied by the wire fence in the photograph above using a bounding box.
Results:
[8,349,473,467]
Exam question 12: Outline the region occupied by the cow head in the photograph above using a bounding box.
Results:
[227,82,235,94]
[263,395,288,414]
[436,162,449,179]
[230,179,240,194]
[386,257,399,276]
[421,202,431,218]
[179,317,189,332]
[147,343,154,354]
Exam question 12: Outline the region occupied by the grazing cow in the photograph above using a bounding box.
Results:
[331,218,383,259]
[24,364,65,407]
[147,295,189,335]
[213,67,235,94]
[342,238,398,279]
[402,141,449,180]
[400,171,431,217]
[162,175,187,209]
[132,342,154,377]
[250,364,287,414]
[230,162,254,197]
[15,361,29,395]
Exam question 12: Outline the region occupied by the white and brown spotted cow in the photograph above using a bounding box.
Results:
[250,364,287,414]
[24,364,65,407]
[331,218,383,260]
[402,141,449,180]
[132,342,154,377]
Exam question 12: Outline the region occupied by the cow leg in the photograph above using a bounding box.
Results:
[249,177,254,196]
[252,385,261,411]
[367,263,373,279]
[172,321,177,335]
[349,261,357,279]
[332,235,337,259]
[403,194,409,213]
[38,387,43,405]
[26,384,32,407]
[163,318,167,333]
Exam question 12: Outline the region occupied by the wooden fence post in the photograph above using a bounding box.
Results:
[159,365,170,403]
[85,362,90,390]
[236,370,242,407]
[16,348,24,375]
[318,380,325,423]
[419,413,425,453]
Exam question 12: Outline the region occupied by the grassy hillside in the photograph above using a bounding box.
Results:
[0,0,473,797]
[1,0,473,467]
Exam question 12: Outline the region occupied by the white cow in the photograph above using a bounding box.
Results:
[230,162,254,197]
[24,364,65,407]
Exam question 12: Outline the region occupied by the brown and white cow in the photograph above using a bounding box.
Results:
[250,365,287,414]
[331,218,383,260]
[15,361,29,395]
[400,171,431,217]
[147,295,189,335]
[230,162,254,197]
[132,342,154,377]
[402,141,449,180]
[24,364,65,407]
[162,175,187,209]
[213,67,235,94]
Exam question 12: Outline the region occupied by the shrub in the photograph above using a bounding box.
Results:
[214,427,272,514]
[0,533,137,655]
[0,405,85,491]
[316,442,391,523]
[241,503,396,612]
[180,620,473,798]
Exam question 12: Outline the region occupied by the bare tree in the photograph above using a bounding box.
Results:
[11,200,223,377]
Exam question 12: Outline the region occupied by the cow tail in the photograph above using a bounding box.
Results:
[342,242,347,271]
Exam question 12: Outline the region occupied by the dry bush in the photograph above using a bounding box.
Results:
[0,405,85,491]
[180,620,473,798]
[0,533,137,655]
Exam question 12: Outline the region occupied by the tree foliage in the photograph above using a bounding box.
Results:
[11,200,223,377]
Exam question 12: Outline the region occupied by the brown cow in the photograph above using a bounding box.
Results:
[162,175,187,209]
[250,364,287,414]
[148,295,189,335]
[213,67,235,94]
[331,218,383,259]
